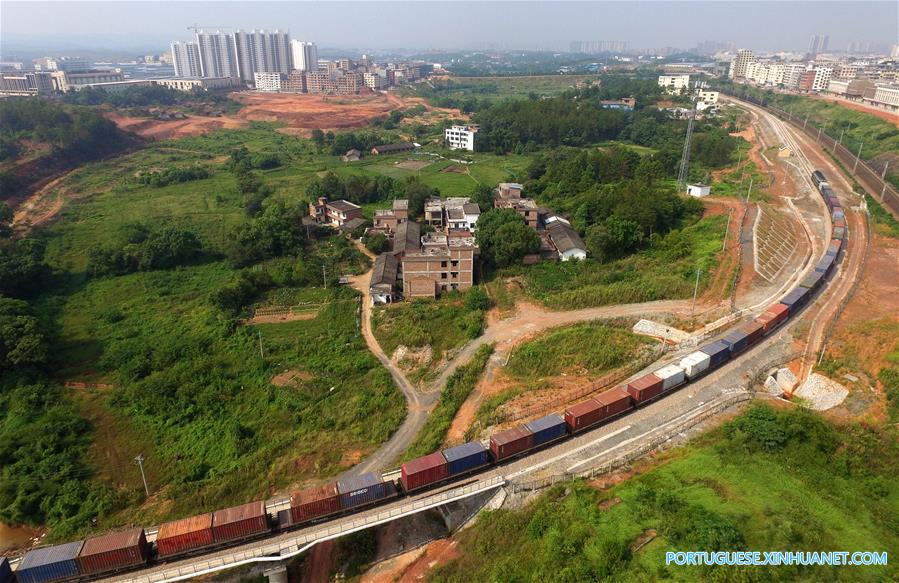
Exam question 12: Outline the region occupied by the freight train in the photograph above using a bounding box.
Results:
[1,169,847,583]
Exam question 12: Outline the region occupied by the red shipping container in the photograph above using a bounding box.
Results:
[564,398,604,434]
[77,528,148,575]
[401,452,448,492]
[290,484,341,523]
[213,501,269,543]
[740,321,765,347]
[156,514,214,558]
[490,425,534,461]
[595,386,633,417]
[626,373,663,404]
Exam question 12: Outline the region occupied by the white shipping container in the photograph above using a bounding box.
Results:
[654,364,686,391]
[679,351,711,378]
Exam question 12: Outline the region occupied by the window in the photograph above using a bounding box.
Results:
[441,260,448,268]
[441,273,447,279]
[451,260,459,267]
[451,272,459,279]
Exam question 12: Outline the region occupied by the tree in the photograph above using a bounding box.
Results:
[475,208,539,267]
[364,233,389,254]
[402,178,439,218]
[0,203,12,238]
[585,216,643,262]
[311,129,325,149]
[0,296,47,370]
[463,287,492,311]
[470,183,495,212]
[0,239,50,299]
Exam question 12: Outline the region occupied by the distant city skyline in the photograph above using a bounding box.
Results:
[1,1,896,58]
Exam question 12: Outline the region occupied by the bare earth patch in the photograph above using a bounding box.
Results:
[271,369,314,387]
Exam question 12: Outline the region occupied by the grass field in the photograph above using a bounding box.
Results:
[434,403,899,582]
[404,75,600,103]
[514,213,729,310]
[371,296,485,384]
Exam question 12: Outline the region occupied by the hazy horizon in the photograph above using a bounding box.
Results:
[2,1,896,58]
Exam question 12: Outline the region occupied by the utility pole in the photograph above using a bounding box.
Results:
[746,177,754,204]
[691,267,702,317]
[837,128,845,148]
[882,162,890,201]
[134,454,149,498]
[258,330,265,359]
[722,209,731,251]
[803,114,809,130]
[322,264,327,289]
[853,141,864,173]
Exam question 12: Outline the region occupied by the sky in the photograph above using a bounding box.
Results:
[1,1,897,56]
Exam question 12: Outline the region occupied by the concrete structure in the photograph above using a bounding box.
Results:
[687,183,712,197]
[870,84,899,109]
[782,64,806,88]
[342,149,362,162]
[363,72,386,90]
[290,40,318,72]
[696,90,719,104]
[196,30,238,78]
[600,98,636,110]
[658,74,691,93]
[281,70,306,93]
[729,49,756,79]
[308,197,364,228]
[52,69,124,92]
[234,29,292,84]
[496,183,523,199]
[0,71,54,95]
[370,253,399,304]
[254,72,283,92]
[171,41,202,78]
[372,199,409,233]
[72,79,154,93]
[446,201,481,232]
[545,218,587,261]
[445,125,478,151]
[47,56,91,72]
[155,77,238,91]
[495,197,539,229]
[401,230,478,297]
[826,78,874,98]
[811,67,834,92]
[371,142,416,155]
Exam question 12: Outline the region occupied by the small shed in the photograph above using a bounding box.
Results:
[342,149,362,162]
[686,183,711,197]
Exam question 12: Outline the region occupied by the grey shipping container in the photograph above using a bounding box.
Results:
[16,542,84,583]
[815,254,834,274]
[0,557,11,583]
[699,341,731,368]
[800,271,823,290]
[337,473,397,510]
[833,227,845,240]
[780,287,810,313]
[526,414,567,447]
[442,442,492,477]
[720,329,750,355]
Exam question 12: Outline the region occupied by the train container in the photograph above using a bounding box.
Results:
[679,351,711,378]
[526,414,568,447]
[699,340,731,368]
[819,184,832,196]
[276,509,294,530]
[833,227,846,240]
[756,304,789,334]
[16,542,84,583]
[401,452,448,492]
[442,442,492,478]
[596,386,633,417]
[740,321,765,347]
[213,501,269,543]
[0,557,10,583]
[823,196,834,211]
[812,170,826,186]
[156,514,214,558]
[290,484,341,523]
[654,364,686,391]
[833,209,845,220]
[815,254,835,275]
[829,239,843,255]
[564,398,604,434]
[490,425,534,461]
[77,528,148,576]
[626,373,664,404]
[721,329,750,355]
[833,217,846,230]
[799,270,824,291]
[337,473,398,510]
[780,287,811,314]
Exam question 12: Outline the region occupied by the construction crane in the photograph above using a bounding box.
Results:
[187,24,232,33]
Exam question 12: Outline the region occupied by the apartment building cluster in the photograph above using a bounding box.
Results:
[728,48,899,110]
[0,56,133,95]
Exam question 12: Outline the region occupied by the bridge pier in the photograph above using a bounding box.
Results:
[262,562,288,583]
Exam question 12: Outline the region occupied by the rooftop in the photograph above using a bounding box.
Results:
[547,221,587,254]
[328,199,361,212]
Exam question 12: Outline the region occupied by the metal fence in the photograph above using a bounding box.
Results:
[509,390,751,493]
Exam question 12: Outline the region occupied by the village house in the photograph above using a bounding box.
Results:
[371,199,409,235]
[371,142,416,155]
[369,252,399,304]
[401,228,478,298]
[545,217,588,261]
[495,197,539,229]
[308,197,364,228]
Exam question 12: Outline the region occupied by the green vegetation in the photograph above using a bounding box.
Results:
[721,82,899,188]
[475,208,541,267]
[516,213,727,310]
[865,194,899,238]
[506,321,653,380]
[63,84,241,115]
[434,404,899,582]
[403,344,494,461]
[371,294,486,383]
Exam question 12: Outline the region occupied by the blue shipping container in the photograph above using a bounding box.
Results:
[16,542,84,583]
[832,210,845,220]
[442,442,492,477]
[815,254,834,274]
[699,341,731,368]
[0,557,11,583]
[336,473,397,511]
[721,330,750,355]
[526,414,567,447]
[780,287,810,313]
